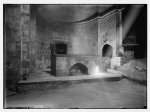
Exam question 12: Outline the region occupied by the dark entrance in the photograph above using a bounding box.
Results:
[102,44,113,71]
[102,44,113,58]
[56,43,67,54]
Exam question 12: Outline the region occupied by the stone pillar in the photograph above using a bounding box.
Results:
[20,5,30,61]
[29,5,37,72]
[20,5,30,77]
[111,9,124,69]
[116,9,124,56]
[4,5,22,74]
[20,5,37,74]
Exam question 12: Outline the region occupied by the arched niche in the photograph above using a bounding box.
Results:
[102,44,113,58]
[69,63,88,76]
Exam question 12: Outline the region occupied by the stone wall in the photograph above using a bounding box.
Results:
[98,13,117,57]
[70,20,98,55]
[4,5,22,89]
[98,10,123,70]
[56,55,100,76]
[20,5,30,61]
[5,5,37,78]
[35,10,123,73]
[36,16,53,69]
[36,15,98,69]
[5,5,124,77]
[5,5,21,70]
[29,5,37,72]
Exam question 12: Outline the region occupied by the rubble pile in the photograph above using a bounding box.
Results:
[118,59,147,81]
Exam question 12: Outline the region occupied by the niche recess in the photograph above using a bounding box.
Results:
[55,42,67,54]
[69,63,88,76]
[102,44,113,58]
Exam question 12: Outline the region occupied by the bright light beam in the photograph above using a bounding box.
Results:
[92,65,106,77]
[123,5,143,40]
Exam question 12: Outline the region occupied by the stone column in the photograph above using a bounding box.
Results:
[20,5,37,74]
[116,9,124,56]
[20,5,30,77]
[20,5,30,61]
[29,5,37,72]
[111,9,124,69]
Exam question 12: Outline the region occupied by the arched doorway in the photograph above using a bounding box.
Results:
[102,44,113,71]
[69,63,88,76]
[102,44,113,58]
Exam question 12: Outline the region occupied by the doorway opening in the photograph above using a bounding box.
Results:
[102,44,113,71]
[102,44,113,58]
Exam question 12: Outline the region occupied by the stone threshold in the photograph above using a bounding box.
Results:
[19,72,123,84]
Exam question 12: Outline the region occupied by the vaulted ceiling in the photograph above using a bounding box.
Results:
[36,5,113,23]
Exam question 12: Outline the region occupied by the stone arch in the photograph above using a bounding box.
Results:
[102,44,113,58]
[69,63,88,76]
[101,44,113,71]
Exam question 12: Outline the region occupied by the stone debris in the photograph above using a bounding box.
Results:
[117,59,147,81]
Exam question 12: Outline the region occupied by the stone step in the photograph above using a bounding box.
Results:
[18,73,123,91]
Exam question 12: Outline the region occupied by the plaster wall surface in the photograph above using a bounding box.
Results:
[70,20,98,55]
[36,16,98,70]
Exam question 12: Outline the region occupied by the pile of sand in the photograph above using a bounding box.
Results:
[118,59,147,81]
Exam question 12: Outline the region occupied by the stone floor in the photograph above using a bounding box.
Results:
[5,69,146,109]
[5,78,146,109]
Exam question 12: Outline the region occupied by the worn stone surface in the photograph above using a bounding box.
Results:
[98,13,117,57]
[20,5,30,62]
[5,5,37,83]
[6,78,146,108]
[5,5,21,64]
[55,55,100,76]
[28,6,37,72]
[4,5,22,90]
